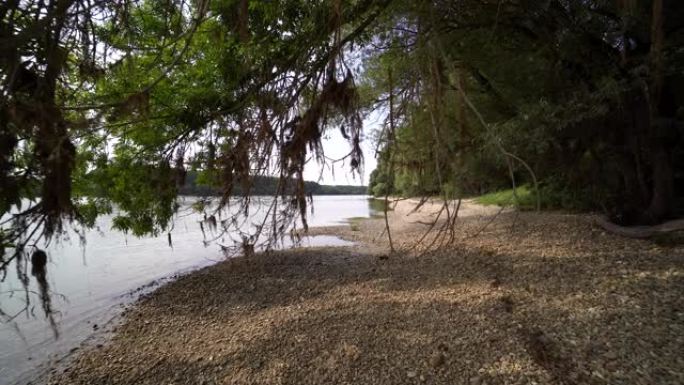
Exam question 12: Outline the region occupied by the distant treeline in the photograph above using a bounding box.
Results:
[179,171,367,196]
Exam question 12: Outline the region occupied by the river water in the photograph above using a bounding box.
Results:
[0,195,375,385]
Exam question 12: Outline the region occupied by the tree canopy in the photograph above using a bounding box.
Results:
[2,0,684,322]
[365,0,684,225]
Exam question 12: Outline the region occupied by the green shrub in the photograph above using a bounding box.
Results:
[474,186,535,209]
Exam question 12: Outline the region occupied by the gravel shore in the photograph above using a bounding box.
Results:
[47,199,684,385]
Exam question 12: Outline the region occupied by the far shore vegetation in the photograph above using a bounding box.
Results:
[179,171,367,196]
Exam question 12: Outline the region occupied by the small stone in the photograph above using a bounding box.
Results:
[429,352,445,368]
[250,360,263,369]
[407,371,417,378]
[605,360,619,371]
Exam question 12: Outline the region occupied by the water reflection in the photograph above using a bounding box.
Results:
[366,197,392,216]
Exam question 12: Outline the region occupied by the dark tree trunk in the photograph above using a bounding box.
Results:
[644,142,674,223]
[638,0,675,224]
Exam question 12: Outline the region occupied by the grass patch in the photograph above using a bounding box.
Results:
[347,217,367,231]
[474,186,535,209]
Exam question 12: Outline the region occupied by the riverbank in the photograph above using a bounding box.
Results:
[46,199,684,385]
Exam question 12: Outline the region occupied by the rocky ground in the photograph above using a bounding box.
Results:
[46,200,684,385]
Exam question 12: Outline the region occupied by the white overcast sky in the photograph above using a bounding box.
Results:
[302,112,382,186]
[301,42,384,187]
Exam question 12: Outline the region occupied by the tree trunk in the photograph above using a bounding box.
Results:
[238,0,249,42]
[645,142,674,223]
[640,0,675,224]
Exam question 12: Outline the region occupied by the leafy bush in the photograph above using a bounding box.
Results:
[475,186,535,209]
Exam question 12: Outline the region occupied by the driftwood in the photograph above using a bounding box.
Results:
[596,216,684,239]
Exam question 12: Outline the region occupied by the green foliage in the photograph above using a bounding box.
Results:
[364,0,684,222]
[179,171,366,196]
[474,186,534,209]
[368,166,394,197]
[474,179,613,212]
[105,154,179,236]
[371,182,389,197]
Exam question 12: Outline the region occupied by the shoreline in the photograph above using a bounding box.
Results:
[24,233,356,385]
[44,200,684,385]
[23,260,219,385]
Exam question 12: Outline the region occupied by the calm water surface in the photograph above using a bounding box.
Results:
[0,195,375,385]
